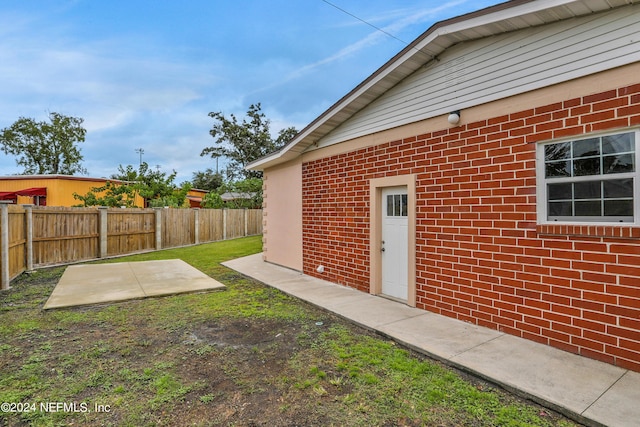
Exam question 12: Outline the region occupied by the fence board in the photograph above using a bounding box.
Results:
[8,205,26,281]
[162,209,195,248]
[107,209,156,255]
[198,209,224,242]
[32,207,99,266]
[226,210,245,240]
[246,209,262,236]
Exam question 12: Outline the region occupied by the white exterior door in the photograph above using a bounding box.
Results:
[381,186,408,301]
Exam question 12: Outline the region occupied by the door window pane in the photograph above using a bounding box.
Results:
[394,195,401,216]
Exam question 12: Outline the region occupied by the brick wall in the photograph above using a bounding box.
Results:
[301,83,640,371]
[302,153,371,291]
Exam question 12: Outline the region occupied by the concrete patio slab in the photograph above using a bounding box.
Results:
[44,259,225,309]
[223,253,640,427]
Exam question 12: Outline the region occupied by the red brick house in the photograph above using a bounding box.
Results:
[249,0,640,371]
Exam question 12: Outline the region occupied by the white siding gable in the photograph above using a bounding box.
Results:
[312,4,640,150]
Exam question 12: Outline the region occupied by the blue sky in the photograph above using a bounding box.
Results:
[0,0,501,184]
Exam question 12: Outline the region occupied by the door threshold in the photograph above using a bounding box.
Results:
[379,294,408,305]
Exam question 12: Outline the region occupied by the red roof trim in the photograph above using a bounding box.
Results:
[0,192,16,200]
[15,187,47,197]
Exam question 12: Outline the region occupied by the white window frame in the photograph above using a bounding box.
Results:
[536,129,640,225]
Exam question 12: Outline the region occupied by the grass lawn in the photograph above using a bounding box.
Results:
[0,236,581,426]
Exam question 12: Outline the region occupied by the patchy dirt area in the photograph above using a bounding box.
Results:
[1,261,582,427]
[165,318,336,426]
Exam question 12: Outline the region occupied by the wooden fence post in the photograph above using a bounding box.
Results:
[1,202,10,290]
[98,207,108,258]
[193,208,200,245]
[244,208,248,237]
[154,208,162,250]
[223,208,227,241]
[24,205,33,271]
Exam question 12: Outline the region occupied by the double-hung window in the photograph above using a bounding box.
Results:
[537,130,639,223]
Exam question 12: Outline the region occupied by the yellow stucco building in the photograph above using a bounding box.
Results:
[0,175,145,207]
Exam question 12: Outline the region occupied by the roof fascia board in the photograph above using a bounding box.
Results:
[438,0,577,33]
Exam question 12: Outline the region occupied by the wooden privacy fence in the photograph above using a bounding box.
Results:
[0,203,262,289]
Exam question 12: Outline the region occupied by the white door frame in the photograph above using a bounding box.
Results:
[369,174,416,307]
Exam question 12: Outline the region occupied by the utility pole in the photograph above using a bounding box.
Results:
[135,148,144,167]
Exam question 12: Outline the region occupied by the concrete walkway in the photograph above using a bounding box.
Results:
[44,259,225,309]
[223,253,640,427]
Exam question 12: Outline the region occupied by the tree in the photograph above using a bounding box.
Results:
[0,112,87,175]
[201,192,224,209]
[72,180,139,208]
[225,178,263,209]
[191,168,224,191]
[75,162,191,208]
[200,178,263,209]
[111,164,139,182]
[111,162,189,207]
[145,181,191,208]
[200,103,297,180]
